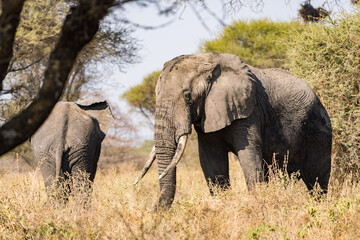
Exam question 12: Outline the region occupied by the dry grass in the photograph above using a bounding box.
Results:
[0,157,360,239]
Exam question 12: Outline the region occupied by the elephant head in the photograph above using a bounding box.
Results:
[135,53,258,208]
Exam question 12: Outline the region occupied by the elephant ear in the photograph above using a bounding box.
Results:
[201,60,257,133]
[76,98,114,137]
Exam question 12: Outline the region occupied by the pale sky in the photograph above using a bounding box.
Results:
[105,0,352,141]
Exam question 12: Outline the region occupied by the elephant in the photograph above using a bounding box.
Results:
[134,53,332,209]
[31,98,113,197]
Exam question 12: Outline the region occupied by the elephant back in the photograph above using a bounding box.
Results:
[250,67,319,146]
[31,102,101,158]
[31,102,70,154]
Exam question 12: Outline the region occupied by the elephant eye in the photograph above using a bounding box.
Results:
[183,90,192,103]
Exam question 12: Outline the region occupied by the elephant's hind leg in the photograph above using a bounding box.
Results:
[39,159,57,189]
[197,134,230,194]
[300,102,332,194]
[301,134,331,194]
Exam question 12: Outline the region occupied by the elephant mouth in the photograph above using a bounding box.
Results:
[133,134,188,185]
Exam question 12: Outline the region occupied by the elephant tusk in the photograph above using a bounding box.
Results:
[133,146,156,185]
[158,134,188,180]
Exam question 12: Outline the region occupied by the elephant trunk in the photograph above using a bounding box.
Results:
[154,114,176,208]
[155,144,177,208]
[153,96,193,209]
[153,100,179,209]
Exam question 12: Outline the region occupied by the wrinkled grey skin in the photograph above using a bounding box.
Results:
[31,99,113,194]
[154,53,332,208]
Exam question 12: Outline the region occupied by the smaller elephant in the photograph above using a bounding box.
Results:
[31,99,113,197]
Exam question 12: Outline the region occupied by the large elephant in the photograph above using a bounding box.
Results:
[135,53,332,209]
[31,99,113,195]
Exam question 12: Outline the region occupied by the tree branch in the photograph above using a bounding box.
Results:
[8,57,44,73]
[138,105,154,128]
[188,1,212,35]
[0,0,116,156]
[0,0,26,91]
[200,0,226,27]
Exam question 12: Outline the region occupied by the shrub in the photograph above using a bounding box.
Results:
[287,11,360,180]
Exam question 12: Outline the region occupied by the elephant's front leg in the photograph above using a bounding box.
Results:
[197,131,230,194]
[236,145,264,191]
[232,120,264,191]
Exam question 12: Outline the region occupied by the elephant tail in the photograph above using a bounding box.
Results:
[55,148,63,179]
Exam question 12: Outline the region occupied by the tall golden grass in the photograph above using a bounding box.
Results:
[0,155,360,239]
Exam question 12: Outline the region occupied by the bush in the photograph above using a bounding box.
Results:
[287,11,360,180]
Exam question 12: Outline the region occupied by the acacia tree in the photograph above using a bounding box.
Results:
[200,19,304,68]
[122,71,159,126]
[122,0,352,121]
[0,0,121,156]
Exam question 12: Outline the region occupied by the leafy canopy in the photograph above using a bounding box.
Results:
[200,19,304,68]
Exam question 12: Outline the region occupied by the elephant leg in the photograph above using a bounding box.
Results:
[39,159,56,188]
[71,161,93,189]
[236,145,264,191]
[88,144,101,182]
[38,157,70,203]
[301,108,332,194]
[197,134,230,194]
[301,139,331,194]
[69,155,95,205]
[232,120,264,191]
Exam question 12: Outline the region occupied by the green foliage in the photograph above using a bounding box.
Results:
[200,19,304,68]
[287,11,360,178]
[122,71,160,122]
[247,223,277,240]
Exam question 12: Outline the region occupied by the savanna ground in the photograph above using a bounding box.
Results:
[0,145,360,240]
